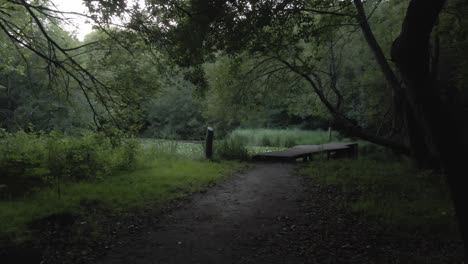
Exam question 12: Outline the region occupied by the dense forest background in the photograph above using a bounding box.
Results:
[1,0,465,142]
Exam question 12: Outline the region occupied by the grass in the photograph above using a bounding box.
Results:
[0,141,243,242]
[230,128,344,148]
[299,158,459,238]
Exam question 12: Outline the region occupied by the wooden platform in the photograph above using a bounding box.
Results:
[252,142,358,162]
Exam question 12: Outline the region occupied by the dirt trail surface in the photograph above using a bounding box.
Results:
[98,163,310,264]
[96,162,464,264]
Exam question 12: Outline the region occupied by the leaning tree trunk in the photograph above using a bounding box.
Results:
[353,0,437,168]
[391,0,468,257]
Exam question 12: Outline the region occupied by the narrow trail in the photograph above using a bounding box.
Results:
[98,163,310,264]
[86,162,464,264]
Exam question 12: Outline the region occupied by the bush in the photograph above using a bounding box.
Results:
[0,130,140,196]
[216,136,250,161]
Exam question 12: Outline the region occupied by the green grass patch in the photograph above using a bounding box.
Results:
[0,156,242,242]
[299,159,459,238]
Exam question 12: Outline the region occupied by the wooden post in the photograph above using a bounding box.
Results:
[205,127,214,159]
[328,127,332,142]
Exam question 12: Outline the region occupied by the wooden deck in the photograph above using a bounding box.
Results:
[252,142,358,162]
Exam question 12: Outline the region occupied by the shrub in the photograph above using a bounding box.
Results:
[118,139,140,170]
[0,130,49,180]
[0,130,141,196]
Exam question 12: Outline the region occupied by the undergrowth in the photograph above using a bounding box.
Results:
[0,130,139,198]
[0,157,241,242]
[299,158,459,239]
[0,132,244,242]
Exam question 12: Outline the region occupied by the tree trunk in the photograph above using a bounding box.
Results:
[391,0,468,257]
[353,0,436,167]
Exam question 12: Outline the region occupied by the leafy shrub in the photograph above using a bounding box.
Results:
[117,139,140,170]
[0,130,49,180]
[0,130,140,196]
[216,136,249,161]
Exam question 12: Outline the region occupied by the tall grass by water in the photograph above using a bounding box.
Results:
[230,128,341,148]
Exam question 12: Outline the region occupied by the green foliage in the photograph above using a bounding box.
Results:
[202,55,325,135]
[300,159,458,237]
[0,130,140,196]
[142,78,206,140]
[80,31,162,134]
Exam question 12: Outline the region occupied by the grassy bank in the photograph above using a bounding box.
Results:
[299,159,459,238]
[0,139,243,242]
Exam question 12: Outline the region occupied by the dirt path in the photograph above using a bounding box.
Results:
[98,163,310,264]
[95,162,465,264]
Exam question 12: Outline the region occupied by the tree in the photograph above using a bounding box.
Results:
[0,0,128,129]
[0,8,95,132]
[391,0,468,255]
